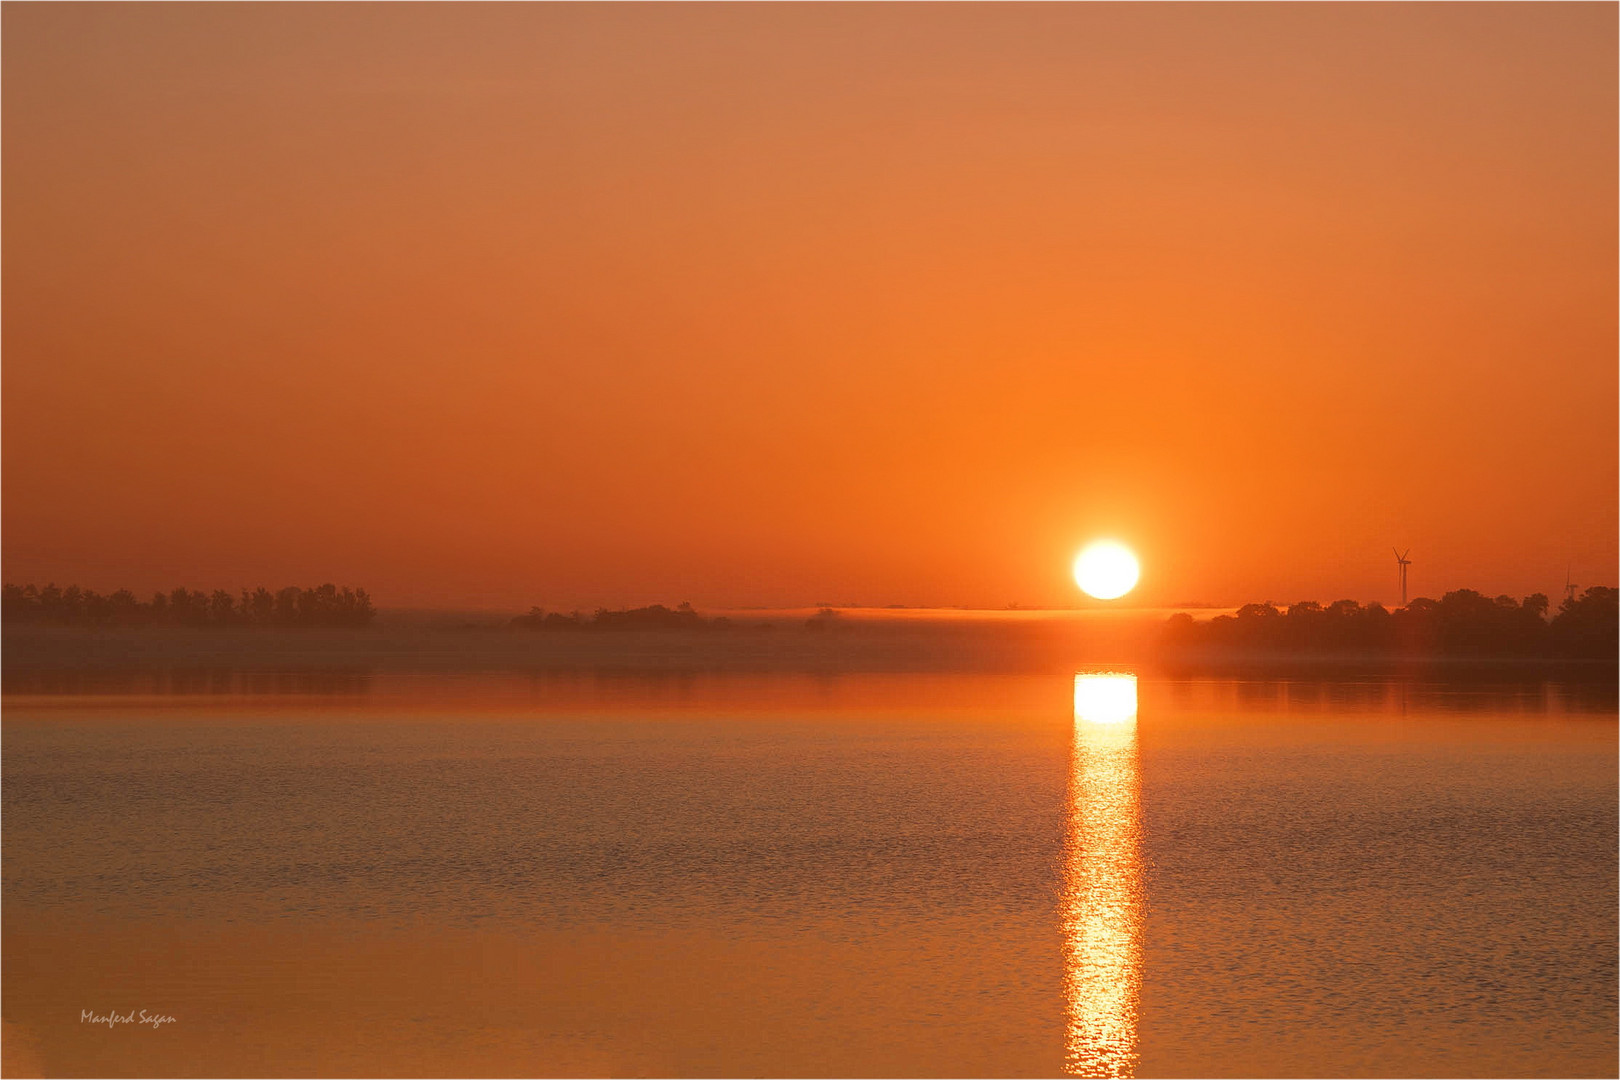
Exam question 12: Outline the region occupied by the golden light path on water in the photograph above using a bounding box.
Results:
[1063,674,1145,1078]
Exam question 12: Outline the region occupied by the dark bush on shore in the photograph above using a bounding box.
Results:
[2,582,376,628]
[803,607,844,632]
[510,602,732,632]
[1162,587,1616,660]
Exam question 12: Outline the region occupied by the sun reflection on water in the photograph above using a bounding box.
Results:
[1063,674,1144,1078]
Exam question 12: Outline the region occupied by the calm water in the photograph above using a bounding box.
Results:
[3,672,1615,1077]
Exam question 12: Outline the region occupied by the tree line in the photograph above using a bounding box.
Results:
[1162,587,1617,660]
[2,583,376,628]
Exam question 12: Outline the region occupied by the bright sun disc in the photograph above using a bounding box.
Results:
[1073,541,1140,600]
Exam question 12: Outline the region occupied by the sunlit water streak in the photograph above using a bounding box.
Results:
[1063,673,1144,1078]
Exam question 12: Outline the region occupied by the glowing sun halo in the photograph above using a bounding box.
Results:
[1073,541,1140,600]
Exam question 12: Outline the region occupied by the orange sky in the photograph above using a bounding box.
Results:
[4,4,1615,611]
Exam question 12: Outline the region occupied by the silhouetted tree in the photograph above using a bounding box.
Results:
[248,587,275,625]
[109,589,142,625]
[274,587,302,625]
[1549,586,1618,659]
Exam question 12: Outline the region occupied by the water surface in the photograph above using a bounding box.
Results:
[4,672,1614,1076]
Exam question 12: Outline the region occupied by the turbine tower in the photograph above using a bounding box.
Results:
[1393,548,1411,607]
[1564,565,1579,605]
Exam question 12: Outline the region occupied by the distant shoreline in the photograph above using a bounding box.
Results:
[3,621,1613,692]
[4,585,1614,689]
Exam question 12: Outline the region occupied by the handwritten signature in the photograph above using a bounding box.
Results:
[80,1010,176,1030]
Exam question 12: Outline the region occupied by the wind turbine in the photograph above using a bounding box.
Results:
[1393,548,1411,607]
[1564,565,1579,605]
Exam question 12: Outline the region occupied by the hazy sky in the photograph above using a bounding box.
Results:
[5,4,1615,610]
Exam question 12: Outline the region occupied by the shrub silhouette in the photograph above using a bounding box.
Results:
[510,601,733,632]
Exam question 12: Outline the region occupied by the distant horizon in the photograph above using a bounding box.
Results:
[1,564,1608,619]
[7,578,1611,622]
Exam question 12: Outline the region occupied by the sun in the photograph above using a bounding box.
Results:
[1073,540,1140,600]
